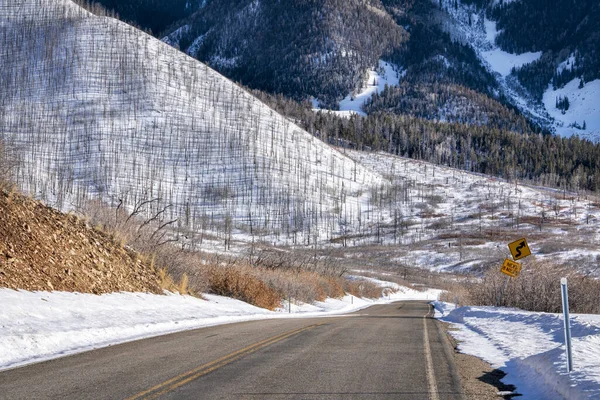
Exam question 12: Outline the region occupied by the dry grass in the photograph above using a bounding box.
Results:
[343,279,385,298]
[79,200,388,308]
[207,264,282,310]
[443,260,600,314]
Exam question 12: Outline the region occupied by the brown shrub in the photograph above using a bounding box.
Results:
[207,265,282,310]
[78,200,387,307]
[343,279,384,298]
[451,260,600,314]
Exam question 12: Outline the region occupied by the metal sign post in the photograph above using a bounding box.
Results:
[497,238,530,307]
[560,278,573,372]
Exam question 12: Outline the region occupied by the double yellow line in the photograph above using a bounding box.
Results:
[127,323,322,400]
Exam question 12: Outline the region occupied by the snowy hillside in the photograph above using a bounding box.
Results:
[437,0,600,141]
[332,150,600,275]
[543,79,600,140]
[0,0,384,246]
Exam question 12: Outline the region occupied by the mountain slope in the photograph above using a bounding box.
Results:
[0,0,384,246]
[436,0,600,140]
[162,0,407,108]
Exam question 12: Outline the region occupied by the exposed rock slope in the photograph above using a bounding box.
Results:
[0,190,161,294]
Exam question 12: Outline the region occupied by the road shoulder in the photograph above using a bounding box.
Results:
[441,322,517,400]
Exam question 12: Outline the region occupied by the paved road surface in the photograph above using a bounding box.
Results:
[0,301,463,399]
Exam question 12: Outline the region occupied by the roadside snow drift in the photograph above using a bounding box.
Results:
[435,302,600,399]
[0,286,439,371]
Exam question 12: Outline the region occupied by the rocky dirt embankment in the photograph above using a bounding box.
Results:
[0,190,162,294]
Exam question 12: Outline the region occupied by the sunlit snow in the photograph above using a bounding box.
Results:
[0,285,440,371]
[314,60,401,118]
[543,78,600,140]
[436,302,600,400]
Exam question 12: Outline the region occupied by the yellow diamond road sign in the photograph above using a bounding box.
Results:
[508,238,531,261]
[501,259,522,278]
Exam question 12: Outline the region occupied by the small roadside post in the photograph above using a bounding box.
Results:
[560,277,573,372]
[497,259,521,306]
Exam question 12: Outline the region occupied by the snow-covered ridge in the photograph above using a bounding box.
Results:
[0,0,384,245]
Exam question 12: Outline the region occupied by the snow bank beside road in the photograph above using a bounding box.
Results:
[0,285,439,371]
[434,302,600,399]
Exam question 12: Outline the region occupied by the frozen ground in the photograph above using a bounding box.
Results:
[0,282,439,371]
[435,302,600,399]
[313,60,401,117]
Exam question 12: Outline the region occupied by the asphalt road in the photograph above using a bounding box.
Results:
[0,301,463,400]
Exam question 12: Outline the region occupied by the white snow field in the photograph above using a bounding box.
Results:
[543,78,600,140]
[479,19,542,77]
[435,302,600,400]
[313,60,401,117]
[438,0,600,141]
[0,0,384,247]
[0,284,439,371]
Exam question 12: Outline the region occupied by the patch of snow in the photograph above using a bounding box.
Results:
[209,55,239,69]
[161,24,190,47]
[492,0,519,6]
[185,33,207,58]
[314,60,401,118]
[557,53,577,74]
[484,18,498,43]
[543,78,600,140]
[481,49,542,77]
[434,54,451,68]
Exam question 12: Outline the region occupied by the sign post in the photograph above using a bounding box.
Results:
[497,238,531,306]
[560,277,573,372]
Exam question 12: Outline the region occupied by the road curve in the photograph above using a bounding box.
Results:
[0,301,463,399]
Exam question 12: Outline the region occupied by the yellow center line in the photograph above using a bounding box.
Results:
[127,323,322,400]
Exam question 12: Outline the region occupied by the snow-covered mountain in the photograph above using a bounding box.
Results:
[437,0,600,141]
[3,0,600,274]
[160,0,407,108]
[0,0,384,246]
